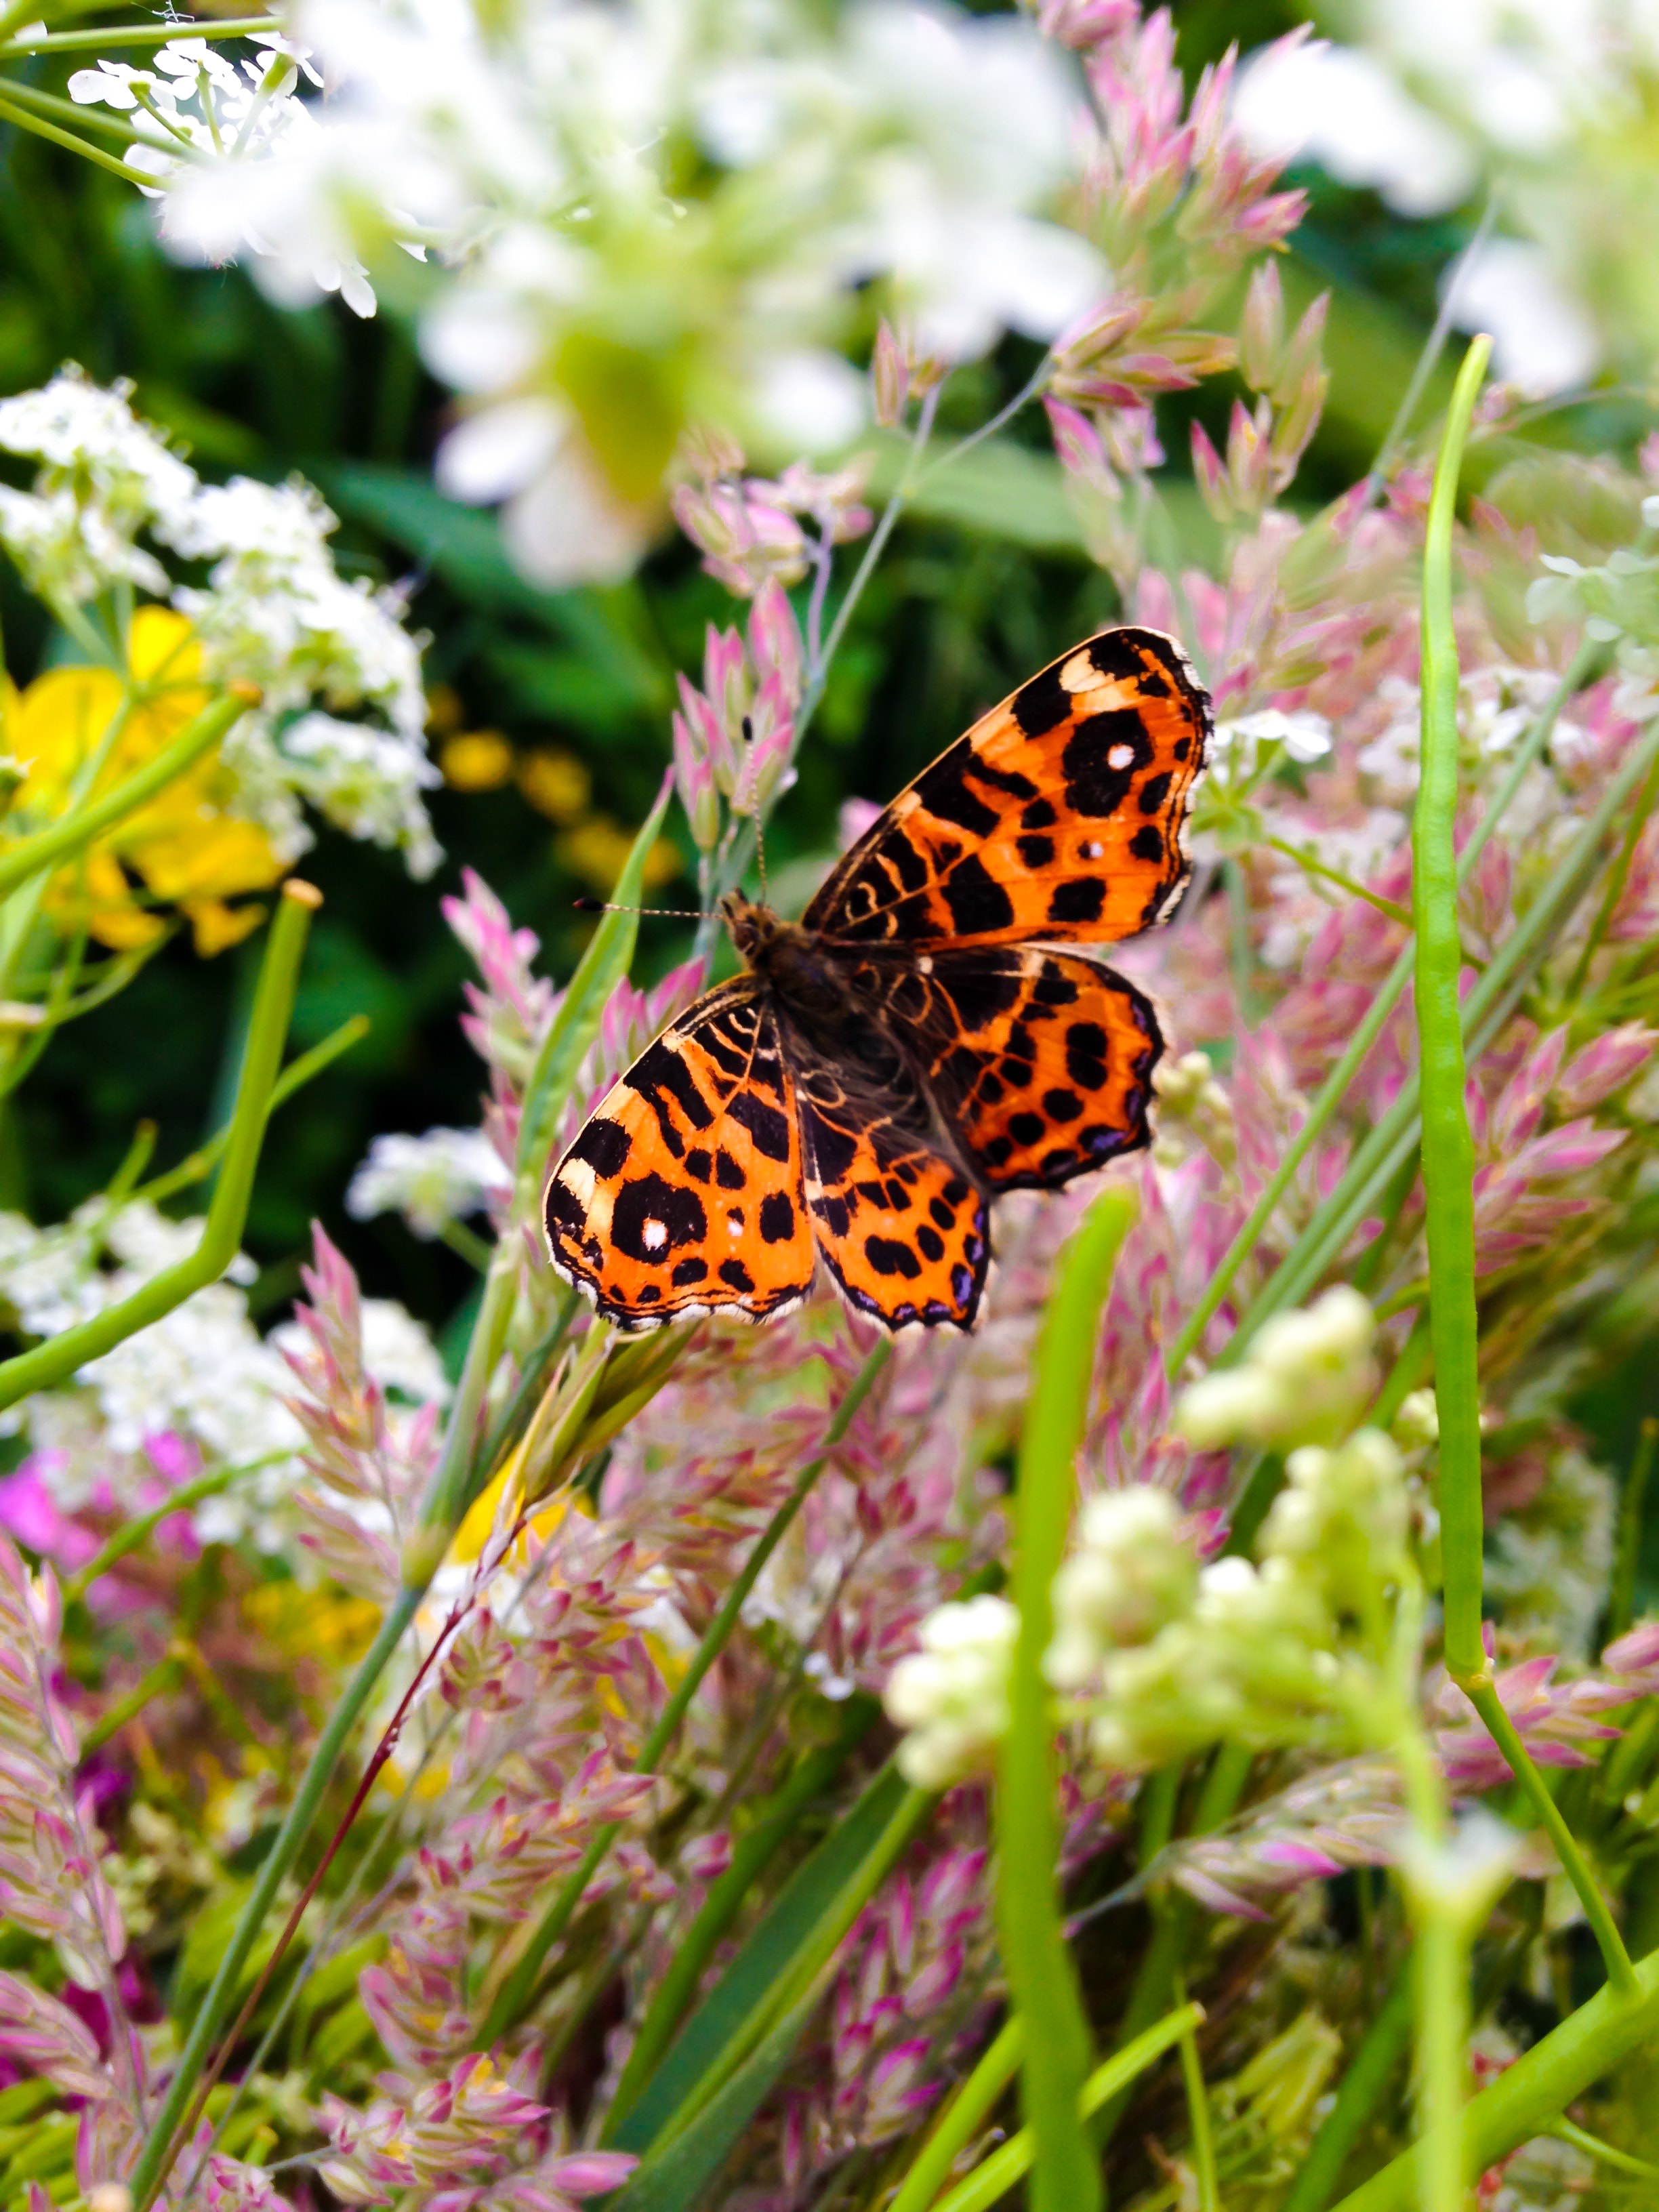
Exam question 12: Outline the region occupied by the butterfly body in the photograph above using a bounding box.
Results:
[545,626,1212,1335]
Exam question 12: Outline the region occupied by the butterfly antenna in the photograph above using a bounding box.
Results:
[743,713,771,905]
[571,898,704,919]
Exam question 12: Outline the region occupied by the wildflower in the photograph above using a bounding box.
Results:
[3,609,282,956]
[1172,1286,1377,1452]
[1045,1486,1197,1689]
[348,1128,511,1241]
[883,1594,1018,1788]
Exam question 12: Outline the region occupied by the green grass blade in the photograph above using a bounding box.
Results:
[998,1188,1134,2212]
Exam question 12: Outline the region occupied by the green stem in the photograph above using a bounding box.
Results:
[999,1189,1134,2212]
[0,16,278,52]
[1164,648,1595,1382]
[1281,1972,1412,2212]
[931,2003,1203,2212]
[1411,1894,1471,2212]
[1176,1990,1220,2212]
[1548,2116,1659,2179]
[886,2015,1025,2212]
[79,1652,184,1755]
[1331,1941,1659,2211]
[131,1016,371,1209]
[0,880,317,1414]
[63,1456,286,1605]
[0,75,152,144]
[0,691,251,904]
[1263,834,1414,928]
[1463,1679,1635,1992]
[126,1583,425,2211]
[0,88,148,179]
[476,1336,893,2047]
[1416,332,1491,1686]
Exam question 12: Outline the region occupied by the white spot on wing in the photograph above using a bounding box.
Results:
[1107,744,1135,770]
[642,1218,667,1251]
[560,1158,598,1206]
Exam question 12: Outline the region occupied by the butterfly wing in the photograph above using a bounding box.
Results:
[544,979,816,1331]
[841,945,1163,1191]
[803,626,1210,950]
[786,1023,990,1332]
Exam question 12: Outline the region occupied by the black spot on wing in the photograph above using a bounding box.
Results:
[865,1234,922,1279]
[1018,834,1054,868]
[1022,796,1057,830]
[1065,1021,1110,1090]
[570,1116,630,1176]
[942,853,1015,935]
[714,1149,745,1190]
[916,753,998,836]
[939,960,1022,1033]
[1048,878,1106,925]
[1012,662,1073,738]
[672,1257,707,1285]
[1130,825,1164,864]
[728,1089,792,1162]
[719,1258,755,1292]
[758,1191,796,1243]
[1138,771,1173,815]
[1062,710,1154,818]
[1043,1088,1084,1121]
[611,1173,707,1263]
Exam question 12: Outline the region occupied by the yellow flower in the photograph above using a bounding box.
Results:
[1,606,285,956]
[441,729,515,791]
[555,813,680,895]
[517,746,591,823]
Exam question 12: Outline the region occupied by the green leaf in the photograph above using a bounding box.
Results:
[609,1769,932,2211]
[613,1763,920,2156]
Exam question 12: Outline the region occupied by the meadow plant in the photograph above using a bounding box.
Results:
[0,4,1657,2212]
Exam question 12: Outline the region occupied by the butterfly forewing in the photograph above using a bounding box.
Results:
[544,979,816,1331]
[803,626,1210,949]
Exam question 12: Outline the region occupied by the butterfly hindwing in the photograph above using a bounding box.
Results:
[544,979,816,1331]
[804,626,1210,951]
[788,1029,990,1332]
[842,946,1163,1190]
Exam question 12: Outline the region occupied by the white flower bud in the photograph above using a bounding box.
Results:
[1267,1428,1410,1595]
[1172,1365,1290,1449]
[1393,1389,1439,1448]
[1045,1486,1195,1687]
[1252,1285,1374,1387]
[884,1595,1018,1789]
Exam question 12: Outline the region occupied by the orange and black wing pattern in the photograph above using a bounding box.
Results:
[544,980,816,1331]
[842,945,1162,1191]
[787,1027,991,1332]
[803,627,1210,951]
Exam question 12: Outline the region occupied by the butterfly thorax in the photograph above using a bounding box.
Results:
[720,890,848,1026]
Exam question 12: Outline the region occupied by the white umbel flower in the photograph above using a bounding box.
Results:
[347,1128,510,1240]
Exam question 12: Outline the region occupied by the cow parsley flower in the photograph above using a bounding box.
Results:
[883,1594,1018,1788]
[348,1128,510,1240]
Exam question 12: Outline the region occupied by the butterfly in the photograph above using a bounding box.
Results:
[544,625,1212,1334]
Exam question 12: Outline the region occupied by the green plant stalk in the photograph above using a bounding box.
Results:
[1263,834,1414,928]
[1411,1899,1470,2212]
[607,1702,879,2131]
[1331,1939,1659,2211]
[133,1015,372,1208]
[1549,2116,1659,2179]
[1164,644,1597,1380]
[126,1582,424,2211]
[932,2003,1203,2212]
[64,1455,286,1603]
[1415,331,1491,1685]
[1230,702,1659,1347]
[0,89,145,178]
[477,1336,894,2047]
[1413,336,1636,1994]
[886,2015,1025,2212]
[1176,1994,1220,2212]
[999,1188,1134,2212]
[1609,1416,1656,1640]
[1463,1678,1634,1990]
[0,879,317,1414]
[0,15,278,52]
[1281,1973,1412,2212]
[79,1651,184,1755]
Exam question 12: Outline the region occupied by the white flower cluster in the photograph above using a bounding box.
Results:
[0,369,439,876]
[1172,1285,1376,1453]
[0,1196,447,1549]
[884,1593,1018,1790]
[346,1126,510,1240]
[882,1290,1419,1788]
[70,1,1105,583]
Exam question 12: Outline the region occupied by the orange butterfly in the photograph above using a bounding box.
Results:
[544,626,1211,1334]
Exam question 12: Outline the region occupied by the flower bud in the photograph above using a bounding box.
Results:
[872,319,908,429]
[1393,1389,1439,1450]
[884,1595,1018,1789]
[1046,1484,1195,1687]
[1173,1365,1290,1451]
[1240,262,1284,394]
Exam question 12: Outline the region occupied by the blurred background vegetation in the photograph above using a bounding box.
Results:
[0,0,1646,1444]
